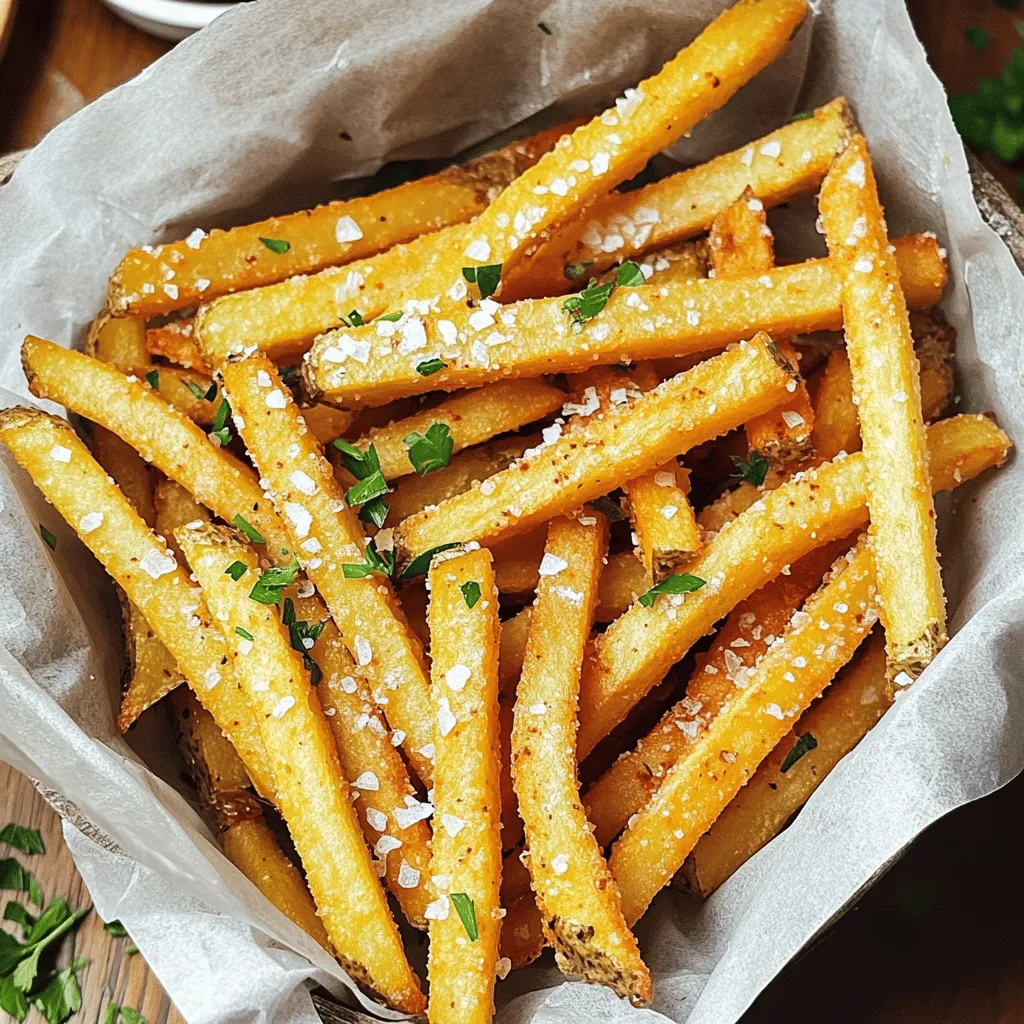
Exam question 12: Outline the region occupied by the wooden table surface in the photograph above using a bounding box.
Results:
[2,2,1024,1023]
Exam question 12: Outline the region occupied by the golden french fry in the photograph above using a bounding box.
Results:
[155,478,210,558]
[93,429,156,527]
[298,402,356,446]
[609,537,879,924]
[118,595,185,727]
[512,516,650,1003]
[623,461,702,582]
[679,629,890,896]
[595,550,649,623]
[0,408,275,797]
[505,97,854,301]
[86,313,149,370]
[146,320,210,372]
[912,310,955,422]
[110,121,579,318]
[426,548,502,1024]
[396,338,797,561]
[355,380,564,481]
[178,523,423,1012]
[820,135,945,679]
[140,365,223,426]
[218,354,435,784]
[576,414,1011,762]
[302,235,945,408]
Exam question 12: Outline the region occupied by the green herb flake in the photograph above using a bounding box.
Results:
[615,261,645,287]
[248,558,301,605]
[449,892,479,941]
[780,732,818,773]
[28,879,42,908]
[637,573,706,609]
[103,920,129,939]
[587,496,623,522]
[4,902,37,937]
[964,26,991,51]
[0,858,30,892]
[39,526,57,551]
[345,310,365,327]
[0,826,44,857]
[461,263,502,299]
[259,237,291,254]
[377,311,403,322]
[225,561,248,581]
[232,515,265,545]
[730,451,770,487]
[416,357,447,376]
[282,602,325,684]
[460,581,481,609]
[332,440,391,508]
[144,369,159,390]
[405,422,454,475]
[357,496,390,529]
[538,21,552,34]
[347,470,390,507]
[341,539,396,580]
[183,378,218,402]
[235,626,255,642]
[278,364,299,388]
[104,1005,148,1024]
[562,279,616,330]
[790,110,814,121]
[399,542,461,580]
[563,261,593,282]
[210,398,232,447]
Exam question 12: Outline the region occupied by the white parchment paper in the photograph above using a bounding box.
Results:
[1,1,1023,1022]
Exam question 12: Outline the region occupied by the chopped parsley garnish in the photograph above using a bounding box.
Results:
[281,598,324,685]
[637,573,706,608]
[39,526,56,551]
[358,497,390,529]
[780,732,818,773]
[964,26,991,51]
[341,309,365,328]
[332,439,391,511]
[258,237,291,254]
[563,261,593,282]
[405,423,453,475]
[183,378,218,402]
[104,1004,148,1024]
[562,278,616,330]
[232,515,265,545]
[538,21,552,34]
[235,626,254,642]
[730,451,770,487]
[790,110,814,121]
[210,397,232,446]
[102,921,137,956]
[341,539,396,580]
[248,558,301,605]
[0,826,44,857]
[460,581,481,609]
[449,892,478,941]
[377,311,403,322]
[225,560,248,581]
[278,364,299,388]
[587,496,623,522]
[30,955,92,1024]
[416,357,447,376]
[399,542,460,580]
[144,369,159,390]
[615,261,645,287]
[461,263,502,299]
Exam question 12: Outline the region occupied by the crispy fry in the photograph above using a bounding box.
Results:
[426,548,502,1024]
[298,402,356,446]
[0,408,275,797]
[680,629,890,896]
[144,365,223,426]
[354,380,564,482]
[506,97,854,301]
[219,354,435,784]
[303,235,945,407]
[576,414,1011,761]
[500,892,546,969]
[154,478,210,556]
[93,429,156,527]
[594,550,649,623]
[820,135,945,679]
[178,523,423,1012]
[609,537,879,924]
[146,321,210,372]
[489,527,547,596]
[86,313,149,370]
[623,461,701,581]
[396,338,797,561]
[512,516,650,1003]
[709,192,814,463]
[110,121,579,318]
[118,596,186,726]
[911,310,955,421]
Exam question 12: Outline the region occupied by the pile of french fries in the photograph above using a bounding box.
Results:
[1,0,1013,1018]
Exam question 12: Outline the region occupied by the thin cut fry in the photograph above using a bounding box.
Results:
[110,121,579,317]
[146,321,210,372]
[145,366,223,426]
[396,338,797,561]
[355,380,564,481]
[575,414,1011,761]
[679,629,890,896]
[623,460,701,581]
[512,515,650,1003]
[219,354,435,784]
[86,313,148,370]
[820,135,945,679]
[302,235,945,407]
[0,408,275,797]
[609,537,878,924]
[426,548,502,1024]
[178,523,423,1013]
[594,551,649,623]
[505,97,854,301]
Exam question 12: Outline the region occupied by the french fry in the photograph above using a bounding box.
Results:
[396,338,797,561]
[118,596,186,726]
[85,313,149,370]
[505,97,854,301]
[608,537,879,925]
[110,121,580,318]
[623,461,702,581]
[146,321,210,372]
[708,191,815,463]
[512,515,650,1003]
[819,135,945,679]
[0,408,275,797]
[426,548,502,1024]
[218,354,436,784]
[154,478,211,556]
[21,337,292,558]
[297,402,356,447]
[911,310,955,421]
[177,523,423,1013]
[679,629,890,896]
[594,550,649,623]
[500,892,545,970]
[142,365,223,426]
[354,380,564,482]
[302,235,945,408]
[576,414,1011,761]
[489,527,547,596]
[92,429,156,527]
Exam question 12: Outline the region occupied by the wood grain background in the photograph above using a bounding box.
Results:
[3,2,1024,1023]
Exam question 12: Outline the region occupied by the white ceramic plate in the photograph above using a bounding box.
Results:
[100,0,237,41]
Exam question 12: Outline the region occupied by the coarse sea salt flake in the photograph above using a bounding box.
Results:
[284,502,312,538]
[257,369,272,387]
[551,853,569,875]
[445,664,471,691]
[437,697,457,736]
[465,239,490,262]
[335,215,363,243]
[49,445,72,463]
[265,388,287,409]
[355,635,373,666]
[441,813,467,837]
[760,140,782,158]
[290,470,316,496]
[397,861,420,888]
[272,696,296,718]
[538,553,568,577]
[424,896,449,921]
[79,511,104,534]
[354,771,379,791]
[141,549,176,579]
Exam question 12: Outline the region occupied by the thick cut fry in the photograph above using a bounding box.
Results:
[145,366,223,426]
[623,461,701,581]
[93,429,156,526]
[512,516,650,1003]
[506,97,854,301]
[820,136,946,679]
[709,192,814,463]
[426,549,502,1024]
[680,629,890,896]
[178,524,423,1012]
[21,337,292,557]
[355,380,564,482]
[302,235,945,407]
[595,551,649,623]
[489,527,548,596]
[155,478,210,556]
[0,409,275,798]
[146,320,209,371]
[219,355,435,784]
[911,310,955,422]
[609,538,878,924]
[298,402,356,446]
[119,596,185,726]
[396,338,797,561]
[576,414,1011,761]
[110,122,579,318]
[86,313,149,370]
